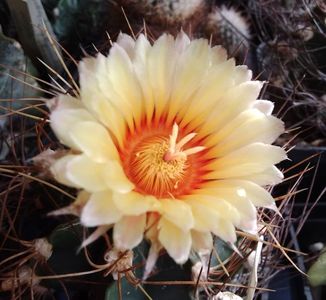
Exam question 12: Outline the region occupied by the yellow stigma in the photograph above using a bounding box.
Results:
[123,124,206,198]
[164,123,205,162]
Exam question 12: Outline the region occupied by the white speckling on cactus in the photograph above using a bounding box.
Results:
[121,0,205,24]
[205,6,251,58]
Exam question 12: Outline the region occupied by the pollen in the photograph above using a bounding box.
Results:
[120,123,206,198]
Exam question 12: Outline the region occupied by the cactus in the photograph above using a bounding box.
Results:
[203,6,251,61]
[119,0,205,27]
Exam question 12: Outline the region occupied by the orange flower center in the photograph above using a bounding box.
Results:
[119,123,207,198]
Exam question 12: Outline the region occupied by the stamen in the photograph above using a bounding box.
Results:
[120,122,207,198]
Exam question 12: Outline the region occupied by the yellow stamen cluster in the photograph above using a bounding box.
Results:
[131,135,187,197]
[127,124,205,198]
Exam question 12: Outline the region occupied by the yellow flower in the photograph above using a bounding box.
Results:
[49,32,286,273]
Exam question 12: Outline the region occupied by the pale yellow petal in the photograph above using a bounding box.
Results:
[132,34,154,123]
[66,155,108,192]
[116,32,136,58]
[158,217,192,264]
[233,65,252,85]
[113,191,161,216]
[113,214,146,250]
[160,199,194,231]
[209,45,228,64]
[50,96,96,149]
[78,55,127,145]
[194,187,257,234]
[186,196,241,227]
[212,219,237,244]
[80,190,122,227]
[144,213,160,242]
[228,180,278,209]
[191,230,213,252]
[205,109,284,155]
[178,59,235,129]
[48,190,89,217]
[102,161,135,193]
[197,186,256,220]
[185,199,222,232]
[66,155,133,193]
[47,94,82,111]
[201,179,279,209]
[251,100,274,115]
[235,166,284,186]
[174,30,191,53]
[69,121,119,163]
[90,96,126,146]
[80,225,111,249]
[199,81,264,137]
[143,241,161,280]
[106,44,142,130]
[50,155,80,188]
[166,39,210,124]
[205,143,287,179]
[186,196,237,243]
[147,34,176,122]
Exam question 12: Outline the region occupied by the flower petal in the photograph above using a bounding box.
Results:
[233,65,253,85]
[191,230,213,252]
[251,100,274,115]
[158,218,192,264]
[66,155,108,191]
[212,219,237,244]
[160,199,194,231]
[201,179,279,210]
[206,143,287,179]
[185,199,223,232]
[116,32,136,58]
[175,30,191,52]
[113,191,161,216]
[80,191,122,227]
[194,186,257,233]
[236,166,284,186]
[106,44,143,130]
[187,196,236,243]
[186,196,241,227]
[80,225,111,248]
[147,34,176,122]
[206,109,284,155]
[143,241,161,280]
[48,190,90,217]
[69,121,119,162]
[66,155,133,193]
[209,45,227,64]
[199,81,264,136]
[230,180,278,210]
[178,59,235,129]
[132,34,153,123]
[49,95,96,149]
[167,39,210,124]
[102,161,135,193]
[78,54,127,145]
[50,154,80,188]
[113,214,146,250]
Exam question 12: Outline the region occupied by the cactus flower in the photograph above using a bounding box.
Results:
[48,32,286,276]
